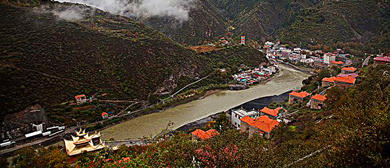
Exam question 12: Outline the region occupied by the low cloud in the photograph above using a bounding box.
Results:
[54,0,196,21]
[52,6,85,21]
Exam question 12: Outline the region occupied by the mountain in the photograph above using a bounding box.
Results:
[136,0,320,44]
[141,0,229,45]
[278,0,390,52]
[0,1,267,126]
[136,0,389,53]
[0,2,205,121]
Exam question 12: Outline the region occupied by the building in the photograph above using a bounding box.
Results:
[260,107,282,119]
[322,77,337,87]
[75,94,87,105]
[330,61,344,67]
[324,53,336,64]
[2,104,48,140]
[101,112,109,119]
[341,67,357,74]
[241,36,246,45]
[64,129,106,156]
[334,76,356,89]
[191,129,219,141]
[310,94,327,110]
[231,109,259,129]
[240,115,279,139]
[337,73,358,78]
[374,57,390,65]
[322,76,356,89]
[289,91,310,104]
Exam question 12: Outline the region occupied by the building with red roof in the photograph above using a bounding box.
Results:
[341,67,357,74]
[337,73,358,78]
[289,91,310,104]
[101,112,109,119]
[240,115,279,139]
[330,60,344,67]
[260,107,282,118]
[334,76,356,89]
[75,94,87,105]
[322,76,356,89]
[322,77,337,87]
[191,129,219,141]
[374,57,390,65]
[310,94,327,109]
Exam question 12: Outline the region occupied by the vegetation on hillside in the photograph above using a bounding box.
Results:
[279,0,390,53]
[10,63,390,167]
[0,2,268,130]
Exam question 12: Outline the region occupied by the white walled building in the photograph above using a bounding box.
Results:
[231,109,260,129]
[324,53,336,64]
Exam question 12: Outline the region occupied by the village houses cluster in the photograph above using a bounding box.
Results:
[232,64,278,85]
[264,41,355,68]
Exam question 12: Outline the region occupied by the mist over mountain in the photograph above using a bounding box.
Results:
[54,0,195,21]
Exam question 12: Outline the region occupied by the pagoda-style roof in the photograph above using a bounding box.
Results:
[64,129,106,156]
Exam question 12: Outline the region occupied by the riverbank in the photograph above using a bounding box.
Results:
[0,64,309,157]
[277,61,314,75]
[100,64,310,140]
[173,90,292,134]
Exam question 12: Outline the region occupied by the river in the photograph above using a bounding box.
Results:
[101,64,310,140]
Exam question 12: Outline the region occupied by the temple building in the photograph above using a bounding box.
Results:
[64,129,106,156]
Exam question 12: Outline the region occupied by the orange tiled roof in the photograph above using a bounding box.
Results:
[240,116,255,125]
[330,61,344,65]
[75,94,86,99]
[240,115,279,133]
[206,129,219,138]
[334,76,356,84]
[191,129,219,140]
[260,107,282,117]
[342,67,356,72]
[311,94,327,102]
[289,91,310,98]
[101,112,108,117]
[322,77,337,82]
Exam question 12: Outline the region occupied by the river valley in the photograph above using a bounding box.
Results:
[101,64,310,140]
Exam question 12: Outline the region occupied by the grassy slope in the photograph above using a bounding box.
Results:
[0,2,268,127]
[142,0,229,45]
[278,0,390,50]
[0,3,205,124]
[139,0,390,54]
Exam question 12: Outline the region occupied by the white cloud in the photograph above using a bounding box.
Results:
[54,0,195,21]
[52,6,85,21]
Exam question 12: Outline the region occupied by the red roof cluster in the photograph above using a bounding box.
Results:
[260,107,282,117]
[289,91,310,99]
[191,129,219,140]
[240,116,279,133]
[311,94,327,102]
